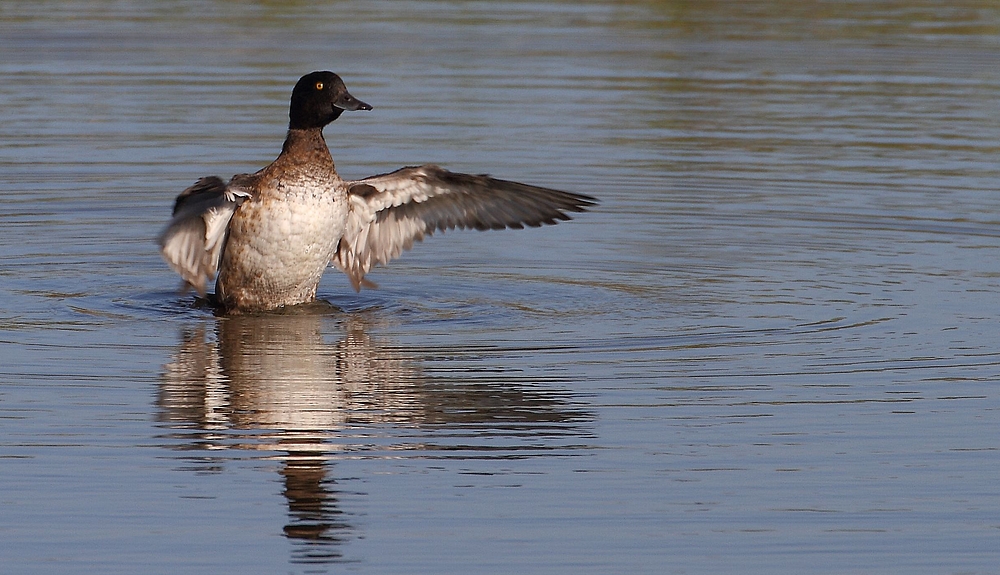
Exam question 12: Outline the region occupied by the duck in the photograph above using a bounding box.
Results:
[158,71,597,313]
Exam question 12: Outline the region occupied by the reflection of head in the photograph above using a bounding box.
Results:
[280,449,349,564]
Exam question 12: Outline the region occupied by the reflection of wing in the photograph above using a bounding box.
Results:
[334,164,598,291]
[158,313,593,430]
[157,176,251,295]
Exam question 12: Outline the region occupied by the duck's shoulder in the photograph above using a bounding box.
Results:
[227,171,263,197]
[169,175,254,217]
[170,175,227,215]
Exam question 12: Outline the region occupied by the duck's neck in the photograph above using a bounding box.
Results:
[276,128,336,172]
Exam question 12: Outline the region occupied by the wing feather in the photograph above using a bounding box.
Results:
[334,164,596,291]
[157,176,250,296]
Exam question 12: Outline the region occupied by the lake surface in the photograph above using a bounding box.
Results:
[2,1,999,573]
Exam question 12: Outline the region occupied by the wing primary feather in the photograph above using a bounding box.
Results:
[336,164,596,290]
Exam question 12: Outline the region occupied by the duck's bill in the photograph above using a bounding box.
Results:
[335,92,372,111]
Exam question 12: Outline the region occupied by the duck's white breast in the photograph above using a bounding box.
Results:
[217,180,349,309]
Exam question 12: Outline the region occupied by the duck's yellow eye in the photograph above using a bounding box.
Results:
[315,82,324,90]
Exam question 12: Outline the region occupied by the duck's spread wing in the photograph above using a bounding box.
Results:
[157,176,251,295]
[334,164,597,291]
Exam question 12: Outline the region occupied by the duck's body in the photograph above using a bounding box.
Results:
[158,72,596,313]
[215,129,349,310]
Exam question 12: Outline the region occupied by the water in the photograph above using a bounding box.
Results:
[2,1,999,573]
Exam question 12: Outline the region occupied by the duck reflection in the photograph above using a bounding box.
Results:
[157,307,591,566]
[279,447,349,564]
